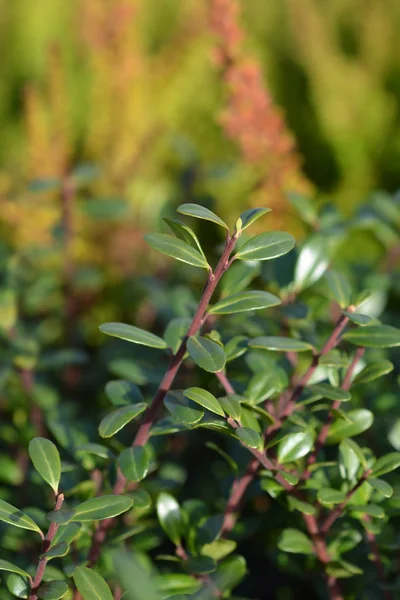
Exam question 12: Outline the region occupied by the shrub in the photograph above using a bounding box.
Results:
[0,201,400,599]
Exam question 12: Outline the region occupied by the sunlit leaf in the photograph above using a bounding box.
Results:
[99,322,167,349]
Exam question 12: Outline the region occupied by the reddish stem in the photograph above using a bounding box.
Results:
[363,515,393,600]
[29,494,64,600]
[321,476,368,534]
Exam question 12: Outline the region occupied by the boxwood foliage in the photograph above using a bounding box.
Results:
[0,198,400,600]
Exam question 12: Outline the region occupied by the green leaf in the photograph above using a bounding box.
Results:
[41,542,69,560]
[183,387,224,417]
[340,438,367,470]
[163,318,191,354]
[28,437,61,494]
[277,470,299,485]
[177,203,228,229]
[326,560,363,579]
[211,555,247,592]
[98,403,147,438]
[370,452,400,478]
[235,231,295,261]
[294,235,329,291]
[368,478,393,498]
[47,495,133,524]
[187,336,226,373]
[163,218,206,258]
[236,427,262,449]
[6,573,30,598]
[201,539,237,561]
[145,232,209,269]
[343,325,400,348]
[0,560,30,579]
[307,384,351,402]
[155,574,201,596]
[113,551,161,600]
[234,208,271,233]
[342,311,374,326]
[225,335,248,362]
[219,395,242,420]
[250,336,313,352]
[105,380,144,407]
[156,492,184,545]
[73,566,113,600]
[37,580,69,599]
[327,410,374,444]
[0,498,42,535]
[354,360,394,384]
[209,290,281,315]
[277,431,314,464]
[278,529,314,555]
[317,488,347,506]
[220,261,261,297]
[75,443,113,460]
[246,370,281,404]
[350,504,385,519]
[164,391,204,424]
[324,271,352,308]
[99,322,167,349]
[184,556,217,575]
[287,496,316,515]
[118,446,150,482]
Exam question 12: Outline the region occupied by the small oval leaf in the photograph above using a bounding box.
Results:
[209,290,281,315]
[145,233,209,269]
[277,431,314,464]
[236,427,262,449]
[47,495,133,524]
[343,325,400,348]
[327,410,374,444]
[98,403,147,438]
[307,384,351,402]
[177,203,228,229]
[37,580,69,599]
[0,560,30,579]
[28,437,61,494]
[183,387,224,417]
[354,360,394,385]
[278,529,314,555]
[118,446,150,482]
[370,452,400,478]
[99,322,167,349]
[73,566,113,600]
[156,492,184,545]
[235,207,271,233]
[0,498,42,535]
[187,336,226,373]
[250,336,314,352]
[235,231,295,261]
[317,488,347,506]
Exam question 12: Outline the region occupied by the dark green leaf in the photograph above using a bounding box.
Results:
[277,431,314,464]
[37,580,69,599]
[145,233,209,269]
[187,336,226,373]
[342,311,374,326]
[354,360,394,384]
[287,496,316,515]
[235,231,295,261]
[113,551,160,600]
[184,556,217,575]
[118,446,150,482]
[0,560,30,578]
[155,574,201,596]
[324,271,352,308]
[368,478,393,498]
[75,443,113,460]
[327,410,374,444]
[163,318,191,354]
[225,335,248,362]
[6,573,30,598]
[0,498,42,535]
[105,380,144,407]
[205,442,238,473]
[234,207,271,233]
[278,529,314,554]
[250,336,313,352]
[28,437,61,494]
[47,495,133,524]
[41,542,69,560]
[165,391,204,424]
[73,566,113,600]
[343,325,400,348]
[219,395,242,420]
[209,290,280,315]
[317,488,347,505]
[370,452,400,478]
[98,403,147,438]
[350,504,385,519]
[211,555,247,591]
[236,427,262,449]
[177,203,228,229]
[307,384,351,402]
[156,492,184,545]
[99,322,167,349]
[183,387,224,417]
[163,218,206,258]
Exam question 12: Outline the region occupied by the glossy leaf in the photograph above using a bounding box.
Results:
[235,231,295,261]
[354,360,394,384]
[73,566,113,600]
[343,325,400,348]
[340,438,367,470]
[278,529,314,555]
[177,203,228,229]
[165,391,204,424]
[0,498,42,535]
[327,410,374,444]
[368,478,393,498]
[342,311,374,326]
[294,235,329,291]
[163,317,191,354]
[250,336,313,352]
[183,387,224,417]
[6,573,30,598]
[219,395,242,420]
[0,560,30,579]
[236,427,262,449]
[105,380,144,407]
[41,542,69,560]
[163,218,206,258]
[28,437,61,494]
[324,271,352,308]
[155,574,201,596]
[184,556,217,575]
[37,580,69,599]
[118,446,150,482]
[209,290,280,315]
[307,384,351,402]
[277,431,314,464]
[225,335,248,362]
[156,492,184,545]
[98,403,147,438]
[287,496,316,515]
[370,452,400,478]
[350,504,385,519]
[47,495,133,524]
[187,336,226,373]
[99,322,167,349]
[234,207,271,234]
[317,488,347,505]
[145,233,209,269]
